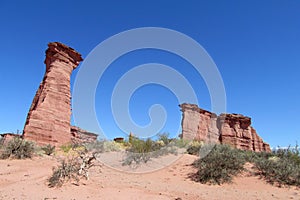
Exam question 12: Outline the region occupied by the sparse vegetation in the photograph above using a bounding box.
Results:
[189,143,300,187]
[191,144,246,184]
[157,133,171,145]
[0,137,35,159]
[85,140,122,153]
[41,144,55,156]
[171,138,189,148]
[0,135,3,146]
[60,144,73,153]
[48,157,81,187]
[253,145,300,187]
[48,145,98,187]
[103,141,122,152]
[186,141,203,155]
[123,136,179,167]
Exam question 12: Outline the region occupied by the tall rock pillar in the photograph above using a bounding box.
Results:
[23,42,83,146]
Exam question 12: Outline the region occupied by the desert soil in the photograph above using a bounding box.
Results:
[0,153,299,200]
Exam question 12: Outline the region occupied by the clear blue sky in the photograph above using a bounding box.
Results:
[0,0,299,147]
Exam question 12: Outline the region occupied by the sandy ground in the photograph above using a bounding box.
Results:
[0,153,299,200]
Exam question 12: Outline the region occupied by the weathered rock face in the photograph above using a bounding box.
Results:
[23,42,83,146]
[180,103,271,152]
[71,126,98,144]
[180,104,220,144]
[0,133,21,145]
[218,114,271,152]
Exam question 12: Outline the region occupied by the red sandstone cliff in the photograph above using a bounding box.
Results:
[180,103,271,152]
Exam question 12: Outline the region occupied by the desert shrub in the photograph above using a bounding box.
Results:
[274,144,300,165]
[60,144,73,153]
[48,157,80,187]
[103,141,122,152]
[123,138,155,165]
[187,141,203,155]
[130,138,159,153]
[0,137,35,159]
[171,138,189,148]
[85,140,105,153]
[238,149,260,163]
[254,145,300,186]
[85,140,122,153]
[191,144,246,184]
[0,135,3,146]
[48,147,97,187]
[123,137,178,167]
[254,156,300,186]
[151,143,178,158]
[128,132,135,144]
[41,144,55,156]
[157,133,171,145]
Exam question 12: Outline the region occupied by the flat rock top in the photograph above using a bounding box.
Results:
[46,42,83,64]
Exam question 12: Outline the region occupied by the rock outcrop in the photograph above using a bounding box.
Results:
[180,103,271,152]
[218,113,271,152]
[71,126,98,144]
[23,42,83,146]
[180,104,219,144]
[0,133,21,145]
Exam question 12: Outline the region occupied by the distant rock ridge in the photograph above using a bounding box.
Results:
[22,42,97,146]
[180,103,271,152]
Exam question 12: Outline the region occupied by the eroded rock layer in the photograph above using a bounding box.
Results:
[180,103,271,152]
[23,42,83,146]
[71,126,98,144]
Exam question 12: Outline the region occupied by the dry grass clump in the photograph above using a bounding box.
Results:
[48,145,98,187]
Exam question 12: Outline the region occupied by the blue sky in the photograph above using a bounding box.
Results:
[0,0,299,147]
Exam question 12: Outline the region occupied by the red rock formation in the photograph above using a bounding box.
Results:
[0,133,21,145]
[180,103,271,152]
[180,104,220,144]
[71,126,98,144]
[218,114,271,152]
[23,42,83,146]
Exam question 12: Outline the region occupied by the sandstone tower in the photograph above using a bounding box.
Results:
[23,42,83,146]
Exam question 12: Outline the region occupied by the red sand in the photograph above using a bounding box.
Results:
[0,154,299,200]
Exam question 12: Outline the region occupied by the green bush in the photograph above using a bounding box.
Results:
[253,146,300,186]
[129,138,160,154]
[60,144,73,153]
[0,137,35,159]
[41,144,55,156]
[85,140,122,153]
[171,138,189,148]
[187,141,203,155]
[123,138,156,165]
[191,144,246,184]
[123,137,178,166]
[157,133,170,145]
[189,143,300,187]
